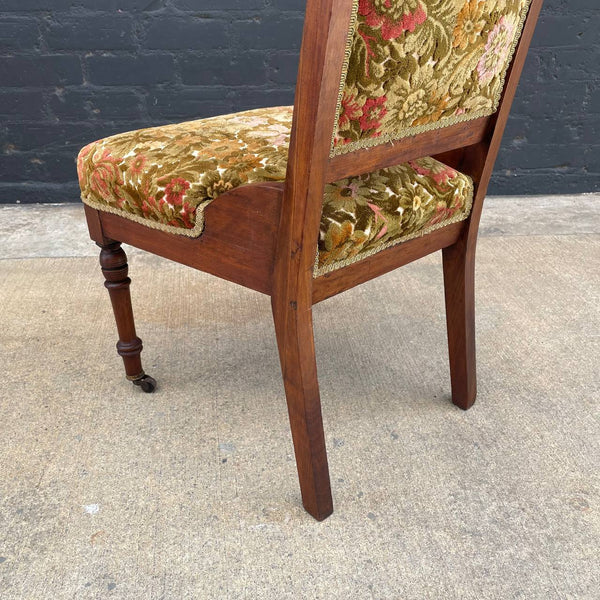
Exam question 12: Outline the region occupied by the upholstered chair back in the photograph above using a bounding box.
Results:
[331,0,532,155]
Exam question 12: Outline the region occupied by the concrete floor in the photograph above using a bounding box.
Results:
[0,195,599,599]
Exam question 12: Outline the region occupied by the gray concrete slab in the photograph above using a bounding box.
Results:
[0,197,598,599]
[1,194,599,259]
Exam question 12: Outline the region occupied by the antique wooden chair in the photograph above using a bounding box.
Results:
[79,0,543,520]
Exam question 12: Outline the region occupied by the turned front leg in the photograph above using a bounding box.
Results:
[98,241,156,393]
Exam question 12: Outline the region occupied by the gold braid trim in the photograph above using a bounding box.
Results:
[81,194,214,238]
[329,0,360,156]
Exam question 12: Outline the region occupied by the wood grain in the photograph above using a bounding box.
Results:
[99,241,145,381]
[83,0,545,519]
[326,117,490,182]
[88,183,283,296]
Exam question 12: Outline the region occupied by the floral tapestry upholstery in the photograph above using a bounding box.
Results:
[332,0,531,154]
[317,157,472,275]
[78,107,293,235]
[78,107,473,276]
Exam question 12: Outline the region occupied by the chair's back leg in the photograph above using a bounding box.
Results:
[271,297,333,521]
[98,241,156,393]
[442,236,477,410]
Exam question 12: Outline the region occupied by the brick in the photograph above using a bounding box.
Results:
[74,1,156,9]
[577,117,600,145]
[542,0,598,12]
[275,0,307,10]
[0,55,82,86]
[0,90,45,119]
[512,81,588,117]
[0,182,81,204]
[1,122,97,152]
[49,89,145,121]
[490,171,600,195]
[142,17,226,50]
[0,17,39,50]
[496,143,587,171]
[147,88,234,120]
[86,54,176,86]
[0,152,77,183]
[589,87,600,114]
[232,16,304,50]
[532,14,598,48]
[180,52,267,86]
[231,88,296,110]
[267,53,299,84]
[173,0,265,10]
[535,47,600,82]
[46,15,135,51]
[0,1,73,11]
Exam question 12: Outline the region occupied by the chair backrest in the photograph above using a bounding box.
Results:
[331,0,532,155]
[273,0,543,300]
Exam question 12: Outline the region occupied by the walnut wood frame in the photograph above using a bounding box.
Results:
[84,0,544,521]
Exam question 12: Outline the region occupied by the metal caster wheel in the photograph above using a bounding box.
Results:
[132,374,157,393]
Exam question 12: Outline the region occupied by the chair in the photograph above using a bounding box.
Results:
[79,0,544,520]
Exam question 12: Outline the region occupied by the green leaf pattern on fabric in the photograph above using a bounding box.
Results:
[332,0,531,153]
[78,107,293,233]
[317,156,472,275]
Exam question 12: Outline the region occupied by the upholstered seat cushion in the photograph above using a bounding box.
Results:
[78,106,473,275]
[78,107,293,233]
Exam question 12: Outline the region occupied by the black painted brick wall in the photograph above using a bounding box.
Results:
[0,0,597,204]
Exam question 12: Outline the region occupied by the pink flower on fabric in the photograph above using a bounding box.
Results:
[77,143,95,184]
[260,123,289,147]
[359,0,427,41]
[334,136,353,147]
[367,202,389,240]
[337,93,387,142]
[357,29,378,76]
[165,177,190,206]
[232,115,270,128]
[179,201,195,229]
[409,160,457,188]
[339,93,363,128]
[128,154,147,175]
[141,198,152,215]
[428,203,458,226]
[477,16,517,86]
[347,182,361,198]
[88,149,124,198]
[359,96,388,136]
